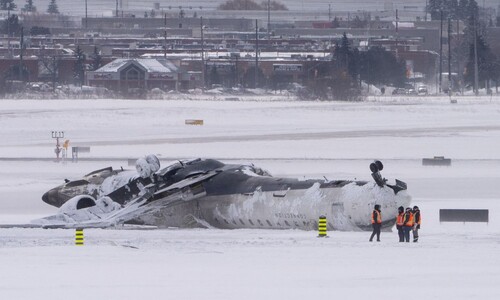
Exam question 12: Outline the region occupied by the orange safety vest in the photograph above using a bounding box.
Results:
[404,212,414,227]
[396,213,404,226]
[371,210,382,224]
[414,211,422,225]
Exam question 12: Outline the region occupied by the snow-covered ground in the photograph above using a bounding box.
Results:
[1,96,500,299]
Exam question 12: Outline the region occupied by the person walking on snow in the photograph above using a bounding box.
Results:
[402,207,414,242]
[369,204,382,242]
[396,206,405,242]
[412,206,421,242]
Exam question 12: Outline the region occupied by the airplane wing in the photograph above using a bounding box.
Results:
[32,171,219,229]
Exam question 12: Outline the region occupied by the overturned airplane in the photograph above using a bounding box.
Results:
[35,156,411,231]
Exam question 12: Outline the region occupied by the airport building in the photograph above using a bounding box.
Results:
[86,58,181,95]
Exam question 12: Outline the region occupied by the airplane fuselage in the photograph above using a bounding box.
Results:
[40,159,411,231]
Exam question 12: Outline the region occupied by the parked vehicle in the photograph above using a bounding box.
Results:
[417,85,429,95]
[392,88,407,95]
[407,88,418,95]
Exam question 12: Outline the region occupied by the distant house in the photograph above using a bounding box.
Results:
[87,58,179,96]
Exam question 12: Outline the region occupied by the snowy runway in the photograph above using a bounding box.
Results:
[0,97,499,299]
[1,226,498,300]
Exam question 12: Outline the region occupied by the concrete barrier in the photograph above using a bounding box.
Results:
[422,156,451,166]
[439,209,489,223]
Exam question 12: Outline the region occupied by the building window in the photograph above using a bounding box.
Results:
[126,68,139,80]
[120,64,145,81]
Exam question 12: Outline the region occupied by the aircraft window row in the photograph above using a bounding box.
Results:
[213,217,330,230]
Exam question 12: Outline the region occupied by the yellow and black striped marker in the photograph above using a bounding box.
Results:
[75,228,84,246]
[318,215,328,237]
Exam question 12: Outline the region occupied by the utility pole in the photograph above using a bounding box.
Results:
[328,4,331,21]
[164,13,167,59]
[395,9,398,33]
[439,10,443,93]
[20,27,24,81]
[255,19,259,88]
[456,19,461,93]
[267,0,270,41]
[473,15,479,95]
[85,0,88,29]
[7,8,10,53]
[116,0,119,17]
[425,0,428,21]
[201,17,205,91]
[448,18,452,94]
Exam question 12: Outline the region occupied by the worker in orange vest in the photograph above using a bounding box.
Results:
[402,207,414,242]
[369,204,382,242]
[396,206,405,242]
[412,206,422,242]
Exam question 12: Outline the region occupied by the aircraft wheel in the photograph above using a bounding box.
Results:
[136,158,152,178]
[146,154,161,173]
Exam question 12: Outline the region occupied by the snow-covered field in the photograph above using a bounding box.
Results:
[1,96,500,299]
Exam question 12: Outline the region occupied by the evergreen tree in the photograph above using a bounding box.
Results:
[349,48,360,85]
[464,34,498,89]
[1,14,21,36]
[331,17,340,28]
[47,0,59,14]
[209,65,221,86]
[359,46,406,87]
[466,0,479,21]
[0,0,16,10]
[457,0,469,20]
[427,0,476,21]
[351,16,367,28]
[73,46,86,86]
[261,1,288,11]
[91,46,102,71]
[23,0,36,12]
[330,33,364,100]
[427,0,442,21]
[219,0,262,10]
[448,0,459,19]
[335,32,350,68]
